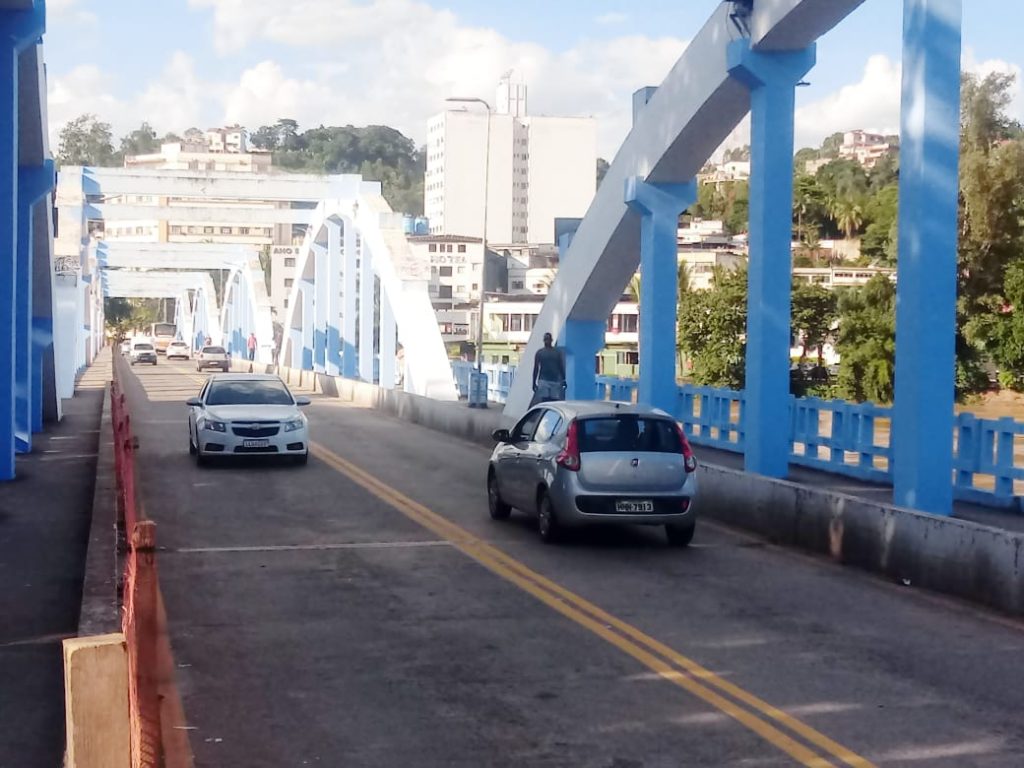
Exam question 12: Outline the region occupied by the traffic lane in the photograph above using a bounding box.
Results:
[307,398,1024,766]
[118,360,798,767]
[119,359,428,551]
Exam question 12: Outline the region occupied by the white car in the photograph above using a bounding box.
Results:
[166,341,191,360]
[187,374,311,465]
[129,342,158,366]
[196,345,230,372]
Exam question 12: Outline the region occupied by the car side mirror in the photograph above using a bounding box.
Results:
[492,428,510,443]
[186,397,203,407]
[295,396,311,406]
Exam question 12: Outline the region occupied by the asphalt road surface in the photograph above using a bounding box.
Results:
[119,357,1024,768]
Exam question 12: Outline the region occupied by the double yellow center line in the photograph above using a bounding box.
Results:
[311,441,875,768]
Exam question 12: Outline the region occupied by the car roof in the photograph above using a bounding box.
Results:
[532,400,673,420]
[206,374,284,383]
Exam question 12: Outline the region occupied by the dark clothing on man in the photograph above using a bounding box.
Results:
[531,343,566,406]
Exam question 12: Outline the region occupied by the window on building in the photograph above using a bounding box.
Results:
[499,314,511,332]
[170,225,182,235]
[220,227,232,235]
[439,285,453,299]
[204,226,214,235]
[439,266,453,277]
[429,244,437,252]
[457,266,466,274]
[622,315,639,333]
[510,315,522,332]
[284,299,289,308]
[471,283,478,291]
[240,227,250,235]
[457,244,466,253]
[284,258,296,267]
[285,279,294,288]
[525,314,536,331]
[512,280,525,290]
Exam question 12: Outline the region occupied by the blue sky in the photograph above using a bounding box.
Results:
[44,0,1024,157]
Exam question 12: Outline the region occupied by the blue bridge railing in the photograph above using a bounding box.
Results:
[450,362,1024,511]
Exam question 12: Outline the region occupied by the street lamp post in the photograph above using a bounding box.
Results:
[445,97,491,373]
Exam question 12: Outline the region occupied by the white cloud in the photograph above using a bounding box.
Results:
[223,61,333,129]
[186,0,688,157]
[795,54,902,148]
[47,0,97,25]
[47,54,215,149]
[596,12,628,26]
[963,48,1024,122]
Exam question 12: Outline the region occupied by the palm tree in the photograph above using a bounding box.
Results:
[830,195,864,240]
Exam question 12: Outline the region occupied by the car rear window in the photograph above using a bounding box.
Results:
[133,344,154,350]
[202,346,226,354]
[206,380,293,406]
[577,416,682,454]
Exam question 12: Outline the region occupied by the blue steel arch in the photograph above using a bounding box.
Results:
[502,0,962,516]
[220,263,275,363]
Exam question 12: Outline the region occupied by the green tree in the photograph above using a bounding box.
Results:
[834,275,896,403]
[677,266,748,388]
[860,185,899,263]
[956,73,1024,393]
[119,122,160,158]
[793,173,828,243]
[57,114,117,167]
[596,158,610,188]
[830,194,865,239]
[821,132,845,158]
[791,283,837,366]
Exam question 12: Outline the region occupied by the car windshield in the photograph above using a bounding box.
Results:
[206,380,293,406]
[202,347,226,354]
[577,416,682,454]
[134,344,154,351]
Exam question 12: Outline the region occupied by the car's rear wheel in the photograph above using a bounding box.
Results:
[487,471,511,520]
[537,491,561,544]
[666,521,696,547]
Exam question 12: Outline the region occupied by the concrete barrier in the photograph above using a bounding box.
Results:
[242,365,1024,615]
[63,633,131,768]
[697,464,1024,615]
[78,383,121,636]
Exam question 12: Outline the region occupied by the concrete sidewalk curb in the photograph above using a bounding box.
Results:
[78,381,121,636]
[239,361,1024,616]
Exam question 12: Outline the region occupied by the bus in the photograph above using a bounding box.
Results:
[149,322,177,355]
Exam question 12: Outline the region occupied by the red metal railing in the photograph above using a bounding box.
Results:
[111,372,163,768]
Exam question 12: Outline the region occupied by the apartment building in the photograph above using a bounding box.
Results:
[424,74,597,244]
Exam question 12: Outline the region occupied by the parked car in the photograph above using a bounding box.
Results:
[487,401,698,545]
[166,341,191,360]
[129,342,158,366]
[196,345,230,372]
[119,339,131,355]
[186,374,311,465]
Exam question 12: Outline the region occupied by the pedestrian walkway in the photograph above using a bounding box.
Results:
[0,349,110,768]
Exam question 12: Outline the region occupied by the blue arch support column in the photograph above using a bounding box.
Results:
[893,0,962,515]
[14,161,53,452]
[625,178,696,413]
[1,4,45,479]
[728,40,815,479]
[325,221,342,376]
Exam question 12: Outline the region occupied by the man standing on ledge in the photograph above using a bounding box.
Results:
[247,332,257,362]
[531,332,566,407]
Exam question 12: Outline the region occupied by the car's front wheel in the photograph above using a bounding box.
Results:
[487,470,511,520]
[294,452,309,466]
[537,491,561,544]
[666,521,696,547]
[188,430,197,456]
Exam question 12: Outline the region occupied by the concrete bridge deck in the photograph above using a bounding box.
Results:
[108,358,1024,767]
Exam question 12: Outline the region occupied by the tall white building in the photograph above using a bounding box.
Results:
[425,75,597,244]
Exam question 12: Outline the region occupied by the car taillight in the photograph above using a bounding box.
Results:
[556,419,581,471]
[674,423,698,473]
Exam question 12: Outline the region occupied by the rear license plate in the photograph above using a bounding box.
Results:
[243,439,270,448]
[615,500,654,513]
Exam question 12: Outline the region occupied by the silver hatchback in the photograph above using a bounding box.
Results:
[487,401,698,545]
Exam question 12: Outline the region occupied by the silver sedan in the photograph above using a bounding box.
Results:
[487,401,698,545]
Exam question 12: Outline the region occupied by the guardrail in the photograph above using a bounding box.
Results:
[110,374,162,768]
[451,362,1023,510]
